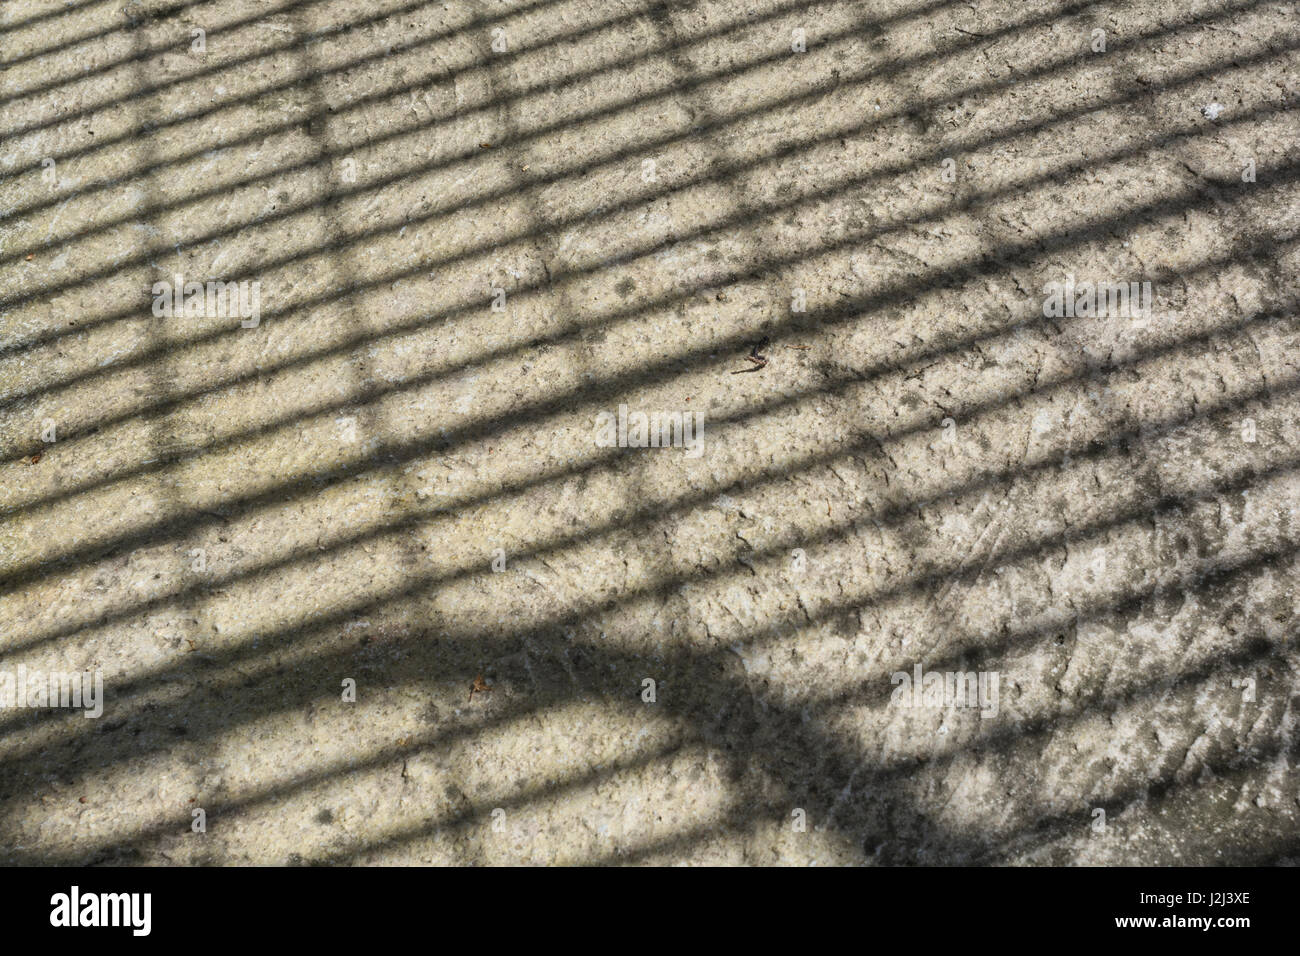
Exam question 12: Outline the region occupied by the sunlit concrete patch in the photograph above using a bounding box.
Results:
[1,0,1298,864]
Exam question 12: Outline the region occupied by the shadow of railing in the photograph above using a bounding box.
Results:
[2,0,1277,346]
[0,0,1296,865]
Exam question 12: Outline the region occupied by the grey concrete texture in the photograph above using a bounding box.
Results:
[0,0,1297,865]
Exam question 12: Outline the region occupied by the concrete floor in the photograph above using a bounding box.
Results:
[0,0,1298,864]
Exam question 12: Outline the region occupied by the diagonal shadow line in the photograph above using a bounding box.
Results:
[284,0,435,755]
[450,0,604,853]
[279,585,1300,865]
[0,0,454,89]
[591,628,1298,866]
[0,0,836,277]
[3,232,1288,657]
[0,3,1284,874]
[612,0,789,787]
[3,255,1288,666]
[0,0,959,199]
[0,270,1288,707]
[0,0,127,41]
[801,545,1298,724]
[586,605,1299,866]
[7,392,1289,863]
[0,0,385,66]
[0,0,779,189]
[458,0,614,740]
[361,0,814,859]
[3,0,1273,328]
[2,10,1291,652]
[5,296,1294,700]
[7,702,702,865]
[3,358,1293,799]
[577,718,1299,865]
[7,526,1294,866]
[967,684,1299,865]
[2,161,1294,603]
[3,76,1291,493]
[0,0,584,122]
[17,0,1098,288]
[513,0,1285,861]
[299,361,1294,868]
[753,608,1300,864]
[2,0,1192,292]
[0,0,1017,299]
[213,20,1300,868]
[5,52,1291,477]
[2,66,1279,504]
[27,542,1300,868]
[2,11,1289,790]
[90,0,217,810]
[7,255,1291,667]
[10,59,1289,874]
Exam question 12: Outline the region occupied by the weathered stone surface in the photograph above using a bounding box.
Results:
[0,0,1296,865]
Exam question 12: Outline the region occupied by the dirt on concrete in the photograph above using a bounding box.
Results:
[0,0,1297,864]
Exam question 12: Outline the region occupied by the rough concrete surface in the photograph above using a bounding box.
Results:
[0,0,1298,865]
